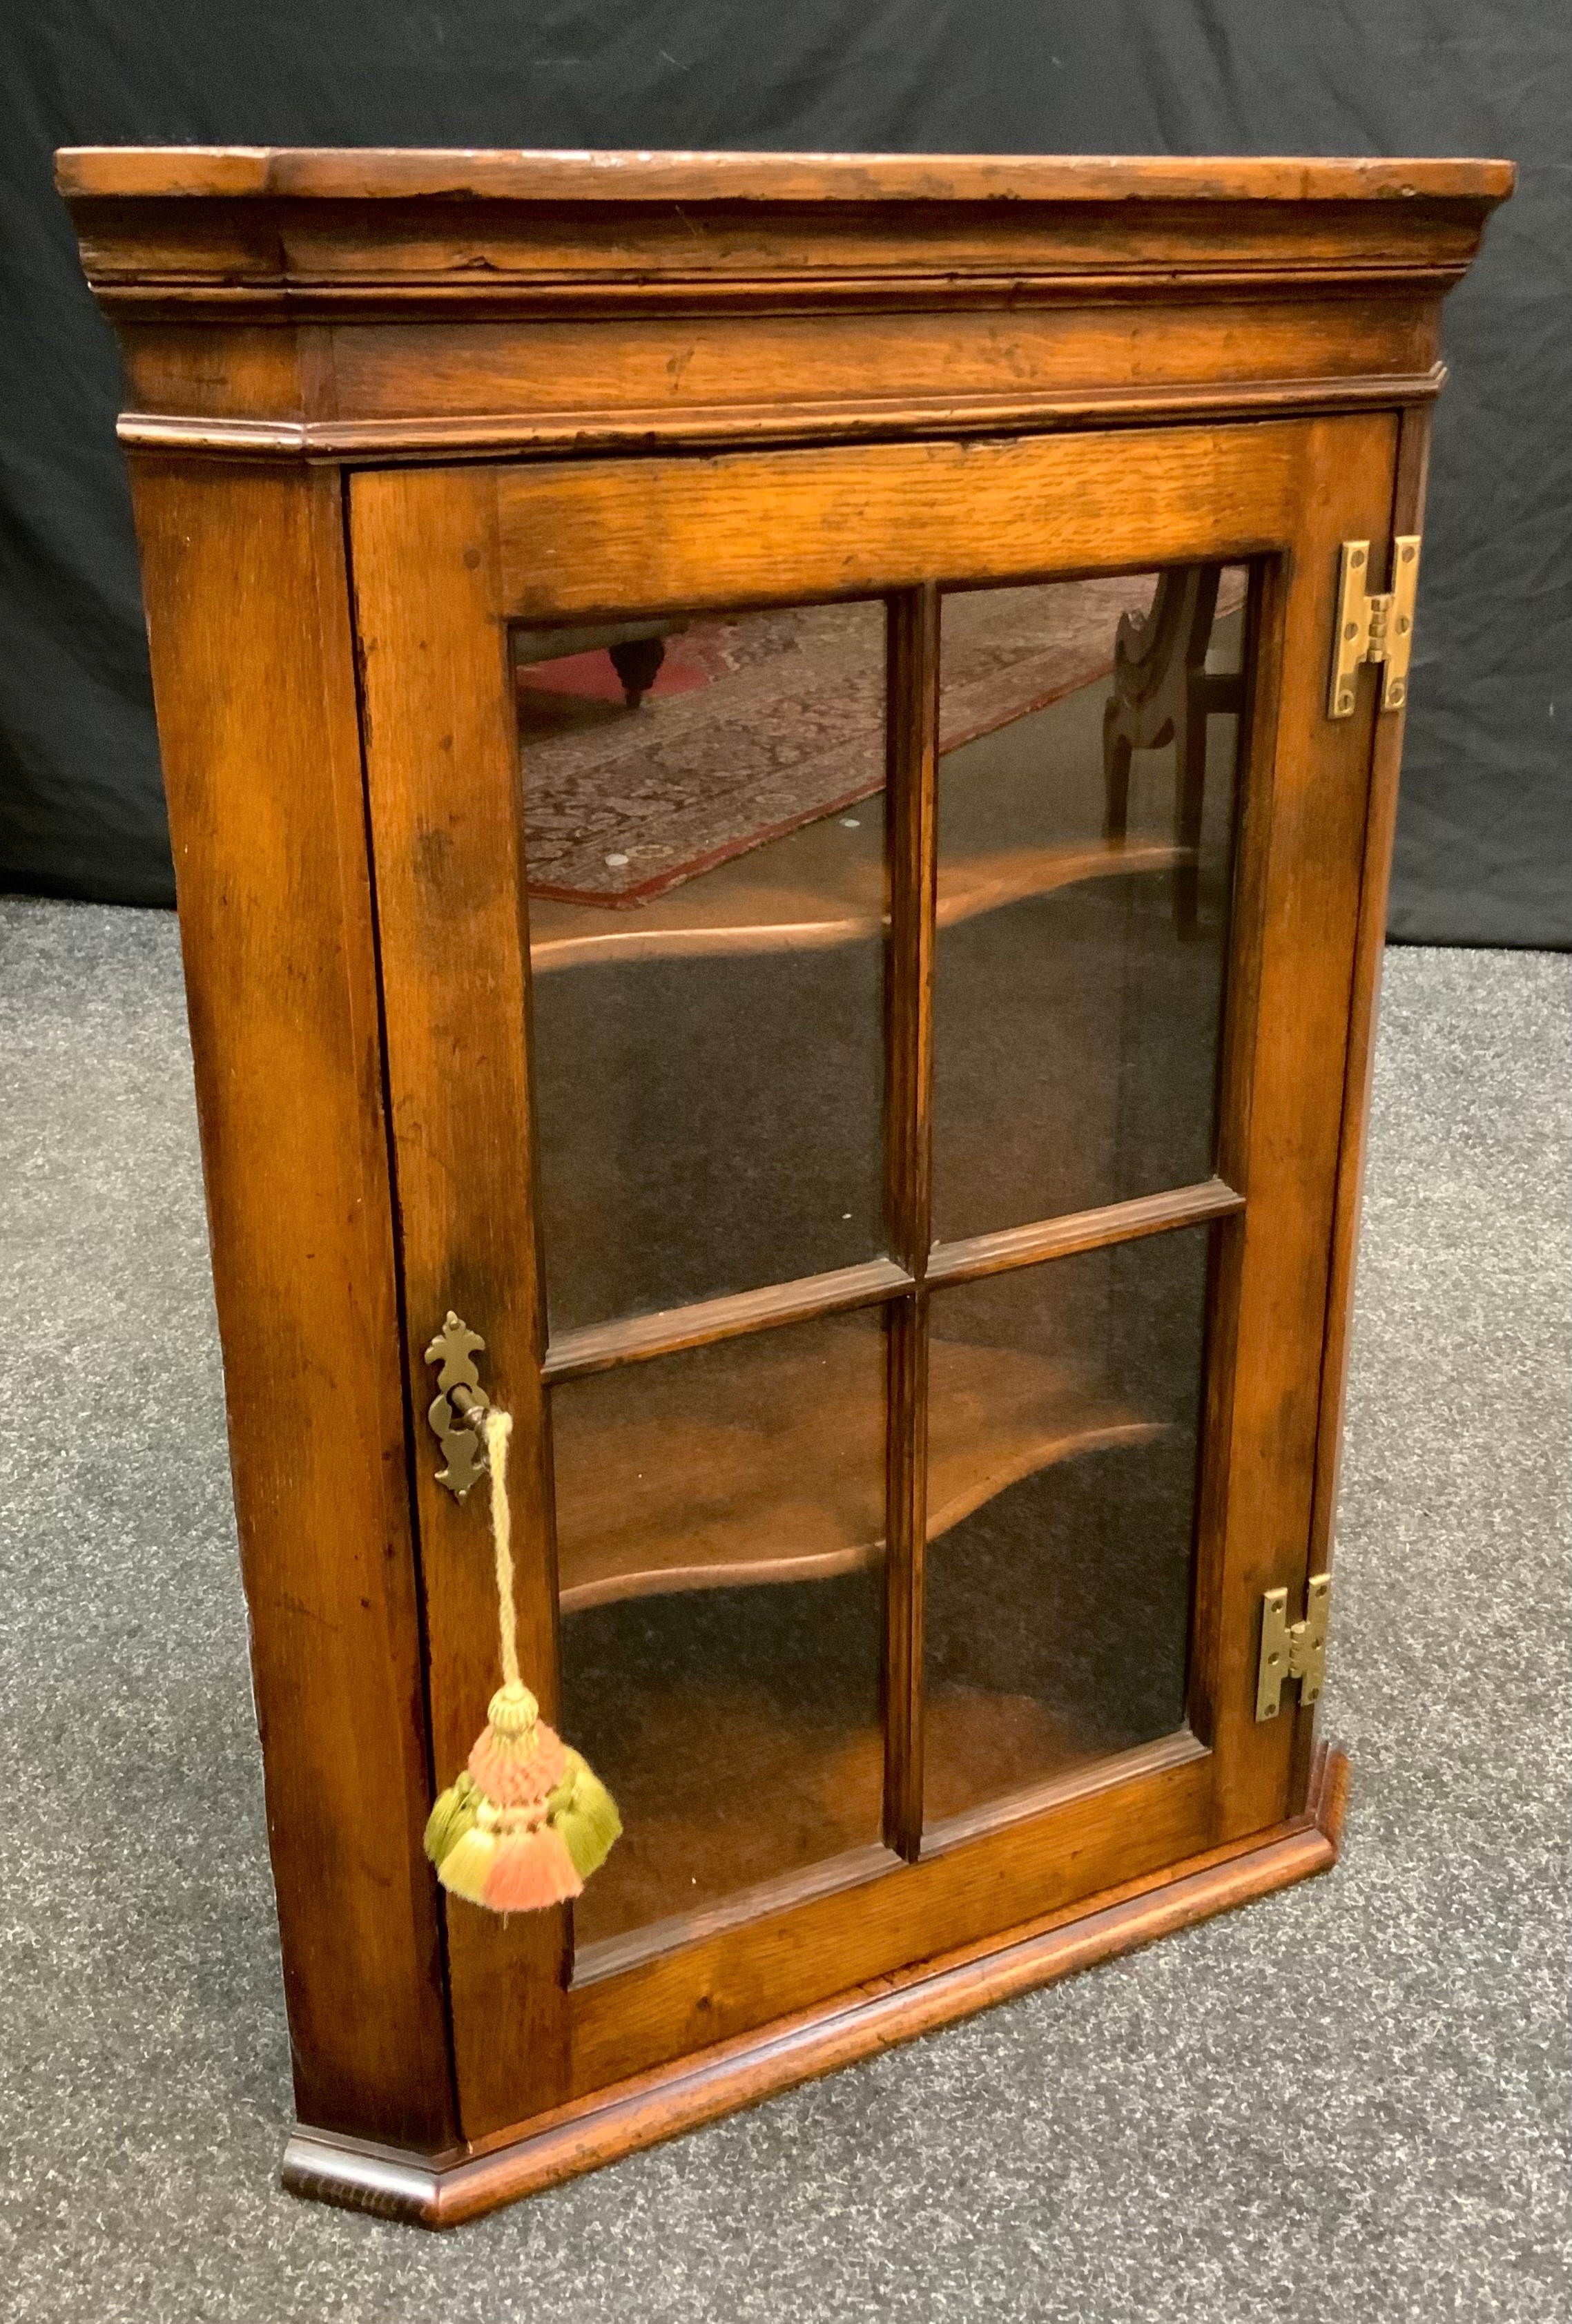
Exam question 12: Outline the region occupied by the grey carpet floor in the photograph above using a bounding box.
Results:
[0,898,1566,2324]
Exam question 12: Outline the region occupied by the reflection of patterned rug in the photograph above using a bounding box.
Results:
[518,576,1172,907]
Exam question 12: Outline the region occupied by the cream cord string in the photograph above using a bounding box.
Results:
[481,1407,518,1689]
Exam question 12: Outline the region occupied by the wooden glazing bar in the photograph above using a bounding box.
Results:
[884,586,940,1283]
[1186,559,1280,1751]
[882,585,941,1859]
[541,1256,913,1383]
[926,1176,1245,1289]
[883,1295,928,1860]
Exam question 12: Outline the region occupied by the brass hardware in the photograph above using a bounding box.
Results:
[1255,1572,1330,1721]
[425,1311,490,1499]
[1327,536,1421,719]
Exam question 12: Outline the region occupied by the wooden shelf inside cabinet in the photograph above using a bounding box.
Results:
[552,1319,1164,1611]
[574,1703,1191,1968]
[530,838,1192,971]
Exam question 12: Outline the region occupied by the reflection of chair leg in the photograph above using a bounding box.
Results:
[1173,689,1209,936]
[1103,566,1228,932]
[1103,704,1132,844]
[609,635,666,708]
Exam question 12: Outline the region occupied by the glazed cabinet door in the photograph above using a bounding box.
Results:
[349,413,1401,2142]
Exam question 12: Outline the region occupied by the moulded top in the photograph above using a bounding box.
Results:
[60,144,1515,461]
[55,146,1515,209]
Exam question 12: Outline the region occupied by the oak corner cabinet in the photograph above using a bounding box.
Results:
[62,146,1511,2225]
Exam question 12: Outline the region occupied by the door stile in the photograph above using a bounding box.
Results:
[882,586,941,1859]
[349,465,571,2139]
[1294,403,1434,1804]
[1204,411,1401,1843]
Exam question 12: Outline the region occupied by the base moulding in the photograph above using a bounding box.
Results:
[282,1740,1349,2227]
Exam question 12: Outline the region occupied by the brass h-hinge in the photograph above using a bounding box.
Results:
[1328,536,1421,719]
[1255,1573,1330,1721]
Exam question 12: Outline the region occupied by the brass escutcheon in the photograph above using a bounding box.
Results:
[425,1310,489,1498]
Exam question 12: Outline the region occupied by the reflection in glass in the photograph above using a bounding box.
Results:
[932,568,1248,1245]
[518,602,887,1335]
[923,1228,1212,1829]
[555,1311,886,1951]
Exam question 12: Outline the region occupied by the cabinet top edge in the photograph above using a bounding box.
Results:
[57,146,1515,210]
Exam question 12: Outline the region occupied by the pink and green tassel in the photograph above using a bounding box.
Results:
[423,1409,620,1915]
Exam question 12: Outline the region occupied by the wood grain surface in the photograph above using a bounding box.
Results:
[278,1741,1350,2225]
[349,465,571,2140]
[69,147,1502,2207]
[57,146,1513,205]
[128,458,455,2149]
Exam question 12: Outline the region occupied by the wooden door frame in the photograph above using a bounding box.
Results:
[347,409,1401,2144]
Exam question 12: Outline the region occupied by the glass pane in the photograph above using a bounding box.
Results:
[518,601,886,1335]
[932,567,1248,1245]
[555,1311,886,1953]
[923,1227,1210,1828]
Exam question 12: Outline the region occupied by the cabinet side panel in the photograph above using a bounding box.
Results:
[129,458,456,2150]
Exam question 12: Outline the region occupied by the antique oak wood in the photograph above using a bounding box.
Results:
[882,583,941,1861]
[62,147,1510,2221]
[282,1740,1348,2227]
[124,458,456,2152]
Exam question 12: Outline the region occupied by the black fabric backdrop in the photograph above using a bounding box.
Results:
[2,2,1567,942]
